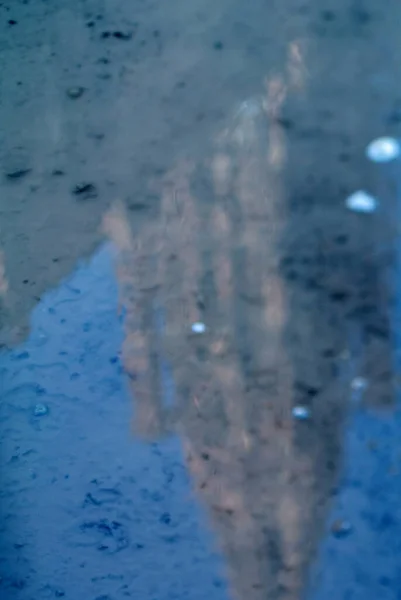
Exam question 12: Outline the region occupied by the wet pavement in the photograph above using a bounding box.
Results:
[2,1,401,599]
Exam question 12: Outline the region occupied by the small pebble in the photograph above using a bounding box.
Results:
[66,86,85,99]
[331,519,352,538]
[345,190,377,213]
[72,182,98,199]
[33,403,49,417]
[366,137,400,163]
[191,322,206,334]
[351,376,368,391]
[292,405,311,420]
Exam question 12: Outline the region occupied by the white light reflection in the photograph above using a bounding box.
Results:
[191,322,206,334]
[366,137,400,163]
[292,405,311,420]
[345,191,377,213]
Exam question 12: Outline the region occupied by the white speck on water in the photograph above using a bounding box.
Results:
[33,403,49,417]
[191,322,206,334]
[366,137,400,163]
[292,405,311,420]
[345,190,377,213]
[351,377,368,391]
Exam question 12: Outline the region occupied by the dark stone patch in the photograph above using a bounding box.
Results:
[321,10,336,21]
[213,41,224,50]
[305,278,321,290]
[295,381,320,397]
[162,534,180,544]
[286,270,298,282]
[377,512,397,531]
[354,303,376,316]
[12,351,30,360]
[350,8,371,25]
[275,117,295,130]
[160,512,171,524]
[113,31,132,40]
[6,168,31,180]
[387,109,401,125]
[280,256,294,268]
[330,290,349,302]
[8,578,26,589]
[326,459,336,471]
[86,21,95,28]
[79,519,129,553]
[89,132,105,141]
[83,493,101,507]
[52,169,65,176]
[8,19,17,25]
[72,182,98,199]
[366,324,389,339]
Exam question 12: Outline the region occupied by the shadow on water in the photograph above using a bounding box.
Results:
[2,0,401,599]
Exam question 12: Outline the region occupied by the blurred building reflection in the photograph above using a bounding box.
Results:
[105,61,397,598]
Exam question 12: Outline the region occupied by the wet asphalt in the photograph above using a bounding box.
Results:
[2,1,401,599]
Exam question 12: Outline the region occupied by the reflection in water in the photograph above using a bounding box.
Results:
[104,82,397,598]
[1,2,401,599]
